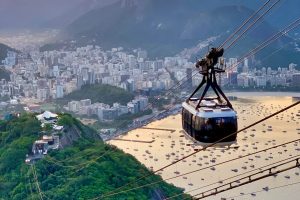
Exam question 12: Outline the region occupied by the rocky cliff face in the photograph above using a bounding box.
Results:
[58,115,102,148]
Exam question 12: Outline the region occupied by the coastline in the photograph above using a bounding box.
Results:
[227,91,300,97]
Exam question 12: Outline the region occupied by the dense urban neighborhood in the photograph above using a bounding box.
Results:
[0,45,299,129]
[1,45,299,100]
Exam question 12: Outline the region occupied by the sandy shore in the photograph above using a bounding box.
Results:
[109,96,300,199]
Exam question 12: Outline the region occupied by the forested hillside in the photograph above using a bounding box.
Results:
[0,113,188,199]
[57,84,134,106]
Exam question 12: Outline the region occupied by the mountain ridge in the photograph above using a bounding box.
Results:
[63,1,300,67]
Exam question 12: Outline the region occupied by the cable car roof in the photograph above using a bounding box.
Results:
[182,102,237,118]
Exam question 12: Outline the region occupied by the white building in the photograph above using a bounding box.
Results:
[68,101,80,112]
[80,99,92,106]
[37,88,49,101]
[255,76,267,87]
[56,85,64,99]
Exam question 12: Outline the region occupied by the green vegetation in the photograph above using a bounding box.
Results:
[32,141,188,200]
[57,84,134,106]
[0,113,189,199]
[58,113,77,127]
[43,123,53,132]
[0,114,41,197]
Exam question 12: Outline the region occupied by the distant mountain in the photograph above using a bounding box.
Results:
[64,0,300,67]
[1,0,298,30]
[56,84,134,106]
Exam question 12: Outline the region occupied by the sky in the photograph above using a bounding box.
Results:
[0,0,298,30]
[0,0,112,29]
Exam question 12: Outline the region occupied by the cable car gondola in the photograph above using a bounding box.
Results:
[182,48,238,144]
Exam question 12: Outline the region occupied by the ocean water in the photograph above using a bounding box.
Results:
[109,94,300,199]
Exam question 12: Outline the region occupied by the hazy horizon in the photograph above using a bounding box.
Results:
[0,0,116,29]
[0,0,298,31]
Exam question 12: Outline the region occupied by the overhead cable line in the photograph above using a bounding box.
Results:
[218,0,273,49]
[97,101,300,199]
[192,156,300,199]
[154,1,283,105]
[226,181,300,199]
[100,138,300,198]
[42,147,112,169]
[100,14,299,198]
[32,164,52,200]
[141,0,276,112]
[105,0,281,137]
[239,41,291,73]
[46,148,102,164]
[222,0,285,54]
[31,164,44,200]
[184,17,300,86]
[168,154,300,200]
[164,12,298,99]
[27,168,34,199]
[227,17,300,72]
[224,0,281,51]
